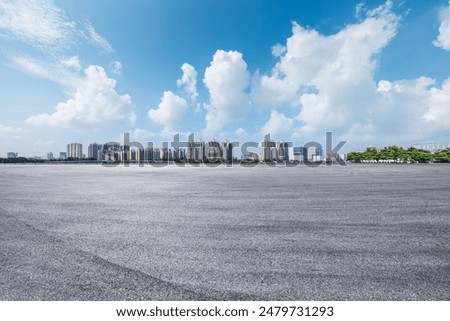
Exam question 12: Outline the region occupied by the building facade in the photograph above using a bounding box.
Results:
[88,143,103,160]
[204,140,222,162]
[222,141,233,162]
[262,140,276,161]
[67,143,83,159]
[187,141,204,162]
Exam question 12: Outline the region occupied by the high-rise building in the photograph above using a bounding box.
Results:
[277,141,290,161]
[222,141,233,162]
[130,149,138,161]
[314,147,323,162]
[137,149,145,162]
[204,140,222,162]
[59,152,67,160]
[67,143,82,159]
[153,148,161,161]
[307,146,317,162]
[6,152,17,159]
[102,142,120,161]
[293,147,308,162]
[293,147,302,162]
[46,152,54,160]
[187,140,203,162]
[144,147,154,161]
[262,139,276,161]
[173,148,186,160]
[160,148,173,161]
[88,143,102,160]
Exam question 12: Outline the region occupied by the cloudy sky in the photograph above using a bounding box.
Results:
[1,0,450,156]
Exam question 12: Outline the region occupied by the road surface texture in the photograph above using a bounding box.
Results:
[0,164,448,300]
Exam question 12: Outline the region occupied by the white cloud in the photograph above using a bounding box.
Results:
[61,56,81,71]
[203,50,250,135]
[177,63,198,101]
[423,78,450,128]
[0,0,76,51]
[111,61,122,75]
[26,65,135,127]
[433,1,450,51]
[11,55,82,88]
[235,127,248,138]
[127,128,155,142]
[33,139,56,147]
[251,1,402,143]
[371,77,436,140]
[261,110,294,139]
[252,0,450,146]
[271,43,286,57]
[355,3,366,19]
[11,55,50,79]
[0,124,27,156]
[148,91,188,133]
[0,124,25,139]
[1,1,115,90]
[342,75,450,144]
[86,21,113,53]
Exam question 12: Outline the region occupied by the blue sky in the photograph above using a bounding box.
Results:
[1,0,450,156]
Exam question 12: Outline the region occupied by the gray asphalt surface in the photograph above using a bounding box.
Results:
[0,164,449,300]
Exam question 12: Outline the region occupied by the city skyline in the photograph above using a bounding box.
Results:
[4,131,450,160]
[5,133,450,163]
[1,0,450,156]
[5,137,317,162]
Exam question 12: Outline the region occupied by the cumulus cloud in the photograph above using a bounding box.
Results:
[261,110,294,139]
[433,1,450,50]
[255,1,398,108]
[203,50,250,135]
[250,1,402,143]
[177,63,198,102]
[423,78,450,128]
[148,91,188,133]
[372,77,436,140]
[26,65,135,127]
[250,0,450,145]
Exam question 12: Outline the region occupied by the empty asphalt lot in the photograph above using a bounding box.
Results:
[0,164,448,300]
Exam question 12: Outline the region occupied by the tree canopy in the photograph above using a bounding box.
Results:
[347,146,450,163]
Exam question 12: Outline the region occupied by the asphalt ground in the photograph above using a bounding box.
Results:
[0,164,448,300]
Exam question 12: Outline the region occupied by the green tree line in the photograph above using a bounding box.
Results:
[347,146,450,163]
[0,157,45,164]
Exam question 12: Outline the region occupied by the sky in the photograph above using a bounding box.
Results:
[1,0,450,157]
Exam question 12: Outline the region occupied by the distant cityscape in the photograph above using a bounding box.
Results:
[4,139,326,163]
[3,140,450,164]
